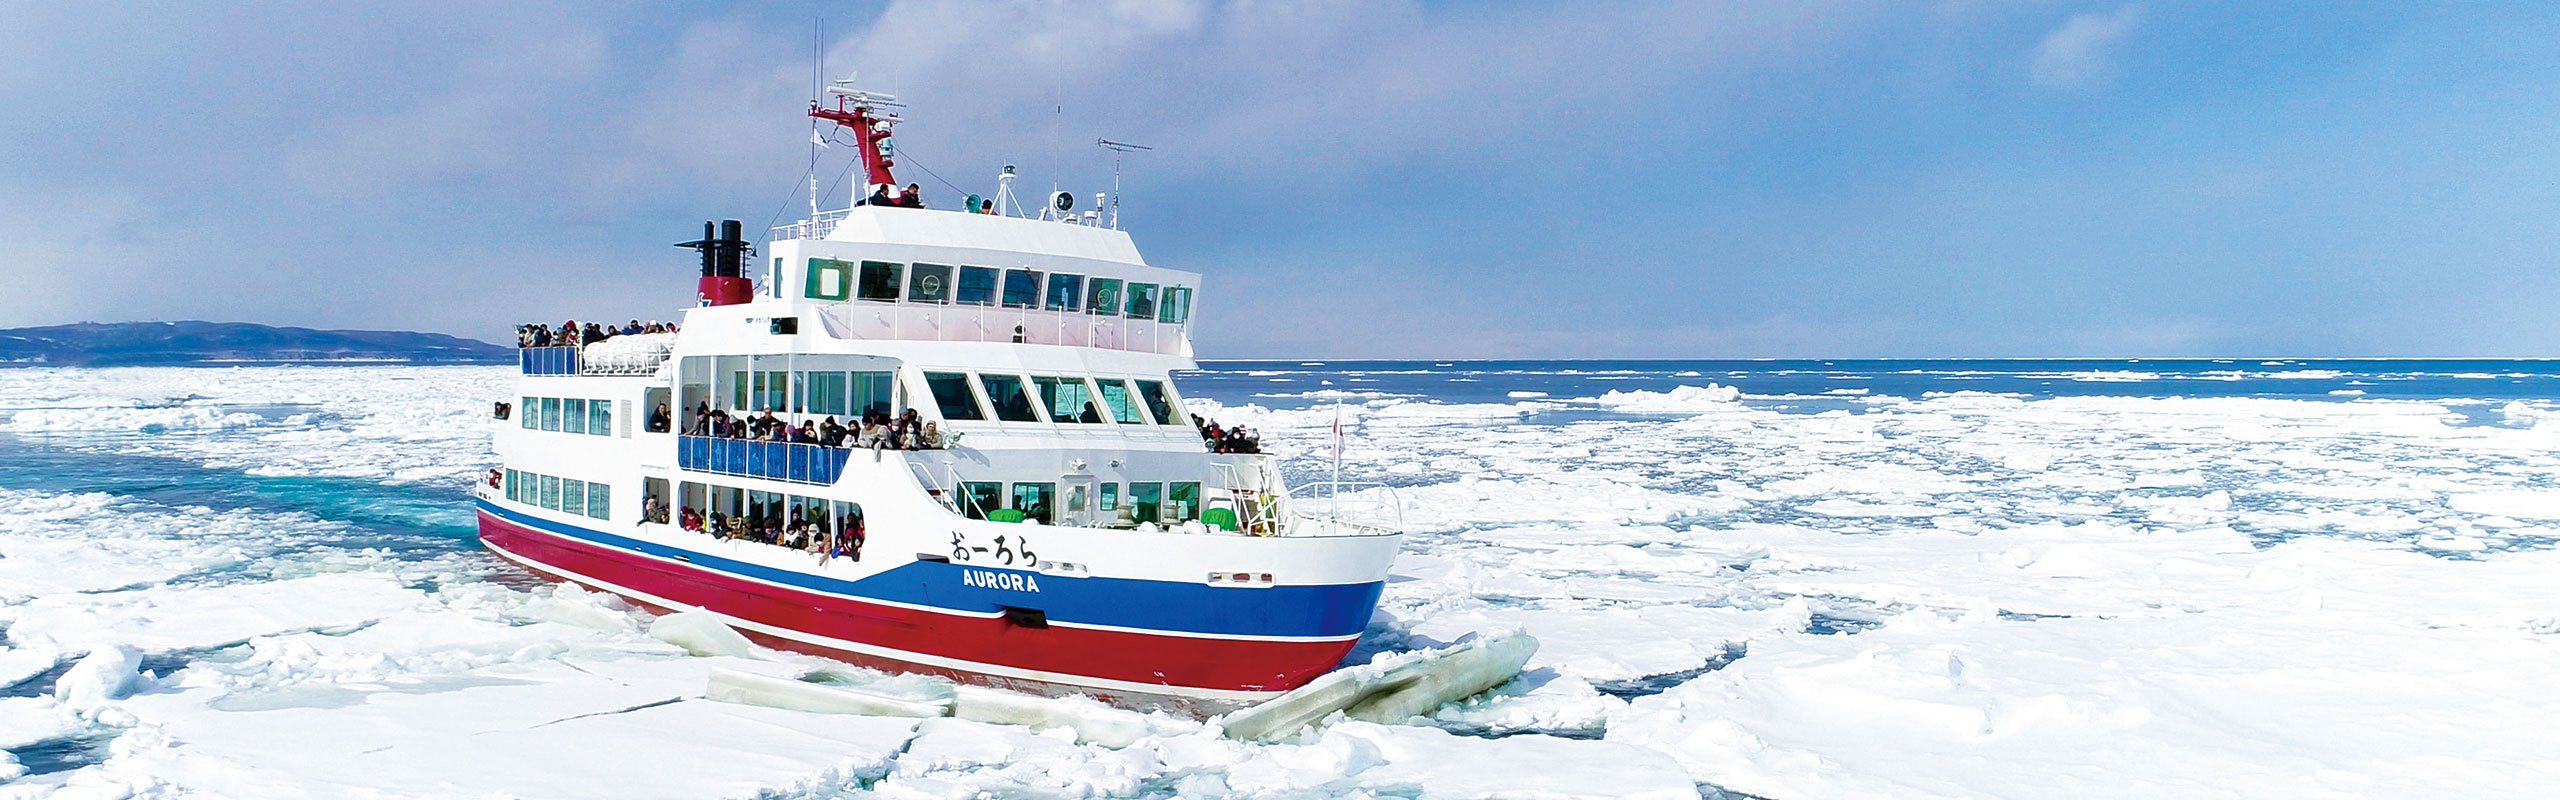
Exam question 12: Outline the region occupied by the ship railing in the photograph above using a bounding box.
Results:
[771,208,854,242]
[825,300,1191,357]
[1284,481,1404,538]
[676,435,855,486]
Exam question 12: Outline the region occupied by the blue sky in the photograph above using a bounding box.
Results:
[5,1,2557,357]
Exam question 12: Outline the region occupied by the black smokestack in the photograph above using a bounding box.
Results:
[717,220,744,278]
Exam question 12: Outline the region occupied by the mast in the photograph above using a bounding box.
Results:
[810,81,904,200]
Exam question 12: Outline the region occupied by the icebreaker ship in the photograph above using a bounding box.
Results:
[476,83,1402,712]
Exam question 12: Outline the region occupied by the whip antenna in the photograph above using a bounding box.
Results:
[1096,138,1152,230]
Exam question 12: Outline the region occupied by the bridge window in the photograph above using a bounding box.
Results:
[1100,482,1119,512]
[805,258,853,301]
[1134,379,1182,426]
[978,374,1042,422]
[926,372,986,421]
[1044,274,1083,311]
[1124,283,1158,320]
[1033,376,1103,423]
[959,481,1003,520]
[908,264,952,303]
[1095,379,1145,424]
[856,261,902,301]
[1011,482,1055,524]
[1086,278,1121,317]
[1001,269,1042,308]
[1159,287,1192,324]
[956,266,999,305]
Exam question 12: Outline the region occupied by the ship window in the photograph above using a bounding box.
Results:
[831,501,862,553]
[803,372,849,415]
[752,370,788,412]
[805,258,853,301]
[563,399,587,434]
[1160,287,1193,324]
[589,399,612,435]
[1011,483,1056,524]
[563,479,586,518]
[959,481,1003,520]
[1086,278,1122,316]
[1129,482,1161,524]
[1134,380,1183,426]
[541,474,562,511]
[926,372,986,421]
[1124,283,1158,320]
[854,371,896,417]
[908,264,952,304]
[1095,379,1144,424]
[1044,274,1083,311]
[1100,482,1119,511]
[857,261,902,301]
[978,374,1042,422]
[1033,376,1103,423]
[504,469,520,502]
[586,481,611,520]
[520,397,537,429]
[1168,482,1201,523]
[1001,269,1042,308]
[956,267,999,306]
[541,397,563,432]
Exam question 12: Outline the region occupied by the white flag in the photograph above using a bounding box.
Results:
[811,128,828,148]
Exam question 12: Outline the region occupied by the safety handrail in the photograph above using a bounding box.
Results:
[1285,481,1404,537]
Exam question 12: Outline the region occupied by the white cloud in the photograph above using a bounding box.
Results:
[2030,4,2144,90]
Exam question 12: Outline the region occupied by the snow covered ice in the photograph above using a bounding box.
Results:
[3,361,2559,798]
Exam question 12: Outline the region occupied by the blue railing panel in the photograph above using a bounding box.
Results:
[673,435,849,486]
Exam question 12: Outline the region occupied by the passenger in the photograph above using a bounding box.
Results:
[919,421,943,449]
[899,183,925,209]
[866,184,893,206]
[794,421,819,444]
[647,403,671,434]
[752,408,781,439]
[819,416,846,447]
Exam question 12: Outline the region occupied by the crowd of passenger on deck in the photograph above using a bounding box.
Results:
[681,402,945,451]
[1194,415,1262,454]
[645,490,866,563]
[516,319,677,348]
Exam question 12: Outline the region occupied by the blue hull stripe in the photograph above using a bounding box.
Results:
[477,500,1381,638]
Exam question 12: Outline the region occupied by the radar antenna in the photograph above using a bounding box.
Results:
[1096,138,1152,230]
[810,78,906,203]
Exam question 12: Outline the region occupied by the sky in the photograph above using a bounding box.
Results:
[5,1,2559,358]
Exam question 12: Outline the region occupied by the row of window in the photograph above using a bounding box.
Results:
[956,480,1202,526]
[520,396,616,436]
[926,372,1185,426]
[506,468,611,520]
[805,259,1195,324]
[724,370,898,417]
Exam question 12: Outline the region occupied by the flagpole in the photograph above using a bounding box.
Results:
[1331,400,1343,503]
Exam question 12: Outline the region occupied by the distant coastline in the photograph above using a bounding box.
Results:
[0,321,511,367]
